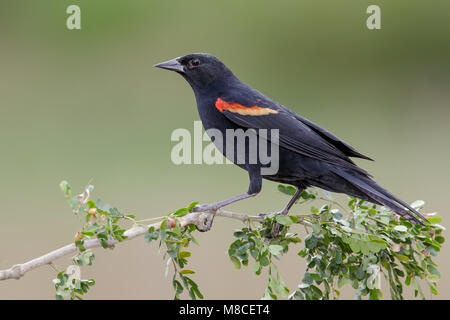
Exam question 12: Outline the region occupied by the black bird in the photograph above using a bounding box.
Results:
[155,53,428,225]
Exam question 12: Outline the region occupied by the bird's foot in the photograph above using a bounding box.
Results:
[192,203,219,213]
[272,223,283,238]
[258,211,288,239]
[195,212,215,232]
[191,204,218,232]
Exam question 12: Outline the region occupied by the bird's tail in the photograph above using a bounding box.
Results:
[331,168,429,225]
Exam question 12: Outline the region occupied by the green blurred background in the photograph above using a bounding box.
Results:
[1,0,449,299]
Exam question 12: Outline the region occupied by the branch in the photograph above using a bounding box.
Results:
[0,209,261,281]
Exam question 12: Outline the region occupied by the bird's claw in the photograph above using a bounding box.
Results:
[195,212,215,232]
[258,210,286,218]
[192,204,218,213]
[192,204,217,232]
[271,223,283,238]
[258,211,287,238]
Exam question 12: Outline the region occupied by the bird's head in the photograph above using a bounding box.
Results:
[154,53,236,92]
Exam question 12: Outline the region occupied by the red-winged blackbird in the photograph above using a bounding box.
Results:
[155,53,427,225]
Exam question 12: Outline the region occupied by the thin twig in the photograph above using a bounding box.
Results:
[0,209,257,281]
[319,197,350,215]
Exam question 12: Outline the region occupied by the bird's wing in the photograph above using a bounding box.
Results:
[290,114,373,161]
[215,97,370,176]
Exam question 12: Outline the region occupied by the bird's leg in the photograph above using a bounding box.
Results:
[276,188,304,216]
[263,187,304,238]
[259,187,304,218]
[192,166,262,231]
[192,193,258,213]
[192,193,258,232]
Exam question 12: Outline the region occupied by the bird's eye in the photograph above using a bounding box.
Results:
[189,59,201,68]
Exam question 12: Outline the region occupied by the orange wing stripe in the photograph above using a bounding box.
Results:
[215,98,278,116]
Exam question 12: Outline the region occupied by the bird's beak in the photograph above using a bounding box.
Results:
[154,58,185,73]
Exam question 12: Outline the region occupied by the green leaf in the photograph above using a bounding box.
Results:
[276,215,293,226]
[81,231,94,237]
[312,221,321,234]
[349,239,360,253]
[429,284,438,295]
[179,251,191,259]
[394,268,405,277]
[260,256,270,266]
[410,200,425,209]
[86,200,96,209]
[338,277,351,288]
[427,215,442,224]
[395,254,410,262]
[253,262,261,274]
[109,207,121,217]
[230,256,241,269]
[191,286,204,299]
[427,265,441,278]
[298,249,307,257]
[341,226,353,233]
[160,219,168,231]
[394,225,408,232]
[359,241,370,255]
[59,180,71,198]
[277,184,296,196]
[305,235,318,249]
[369,289,382,300]
[367,240,386,253]
[187,201,199,212]
[99,238,108,249]
[301,189,316,200]
[435,235,445,244]
[180,270,195,274]
[145,226,159,243]
[173,208,188,217]
[269,245,284,256]
[335,250,343,264]
[332,210,343,220]
[302,272,313,285]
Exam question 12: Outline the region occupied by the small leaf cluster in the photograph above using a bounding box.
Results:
[55,181,444,301]
[290,194,444,300]
[278,185,317,204]
[72,250,95,267]
[228,216,301,299]
[56,181,134,300]
[229,185,444,300]
[53,270,95,300]
[60,181,132,251]
[79,203,130,250]
[145,202,203,300]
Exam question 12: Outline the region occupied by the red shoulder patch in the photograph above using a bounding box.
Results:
[215,98,278,116]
